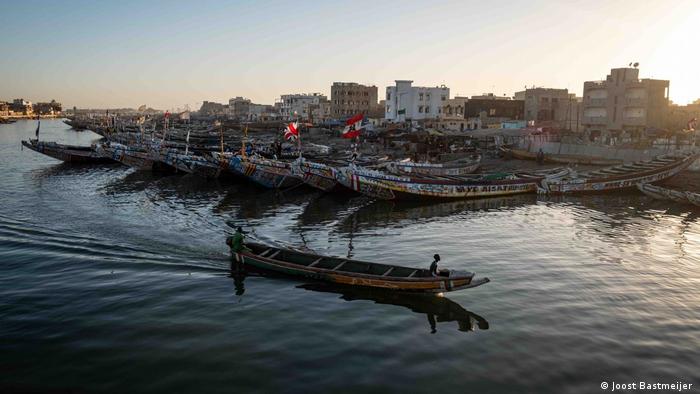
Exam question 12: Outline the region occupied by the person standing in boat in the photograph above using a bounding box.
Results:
[430,254,441,276]
[227,227,250,267]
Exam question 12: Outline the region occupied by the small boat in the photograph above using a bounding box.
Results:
[230,241,490,293]
[685,191,700,207]
[335,164,570,200]
[385,154,482,176]
[502,147,623,166]
[541,154,697,194]
[97,143,171,171]
[157,149,223,178]
[22,139,115,163]
[637,183,688,203]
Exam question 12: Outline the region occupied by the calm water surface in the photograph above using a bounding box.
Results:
[1,120,699,393]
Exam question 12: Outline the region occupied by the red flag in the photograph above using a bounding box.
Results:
[164,111,171,118]
[284,121,299,141]
[342,114,364,139]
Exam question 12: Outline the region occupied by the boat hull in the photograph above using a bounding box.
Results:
[227,156,303,189]
[22,140,114,163]
[291,159,347,192]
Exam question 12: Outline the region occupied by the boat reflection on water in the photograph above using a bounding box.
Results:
[230,266,488,334]
[298,282,489,334]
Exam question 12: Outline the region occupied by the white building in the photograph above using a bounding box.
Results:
[278,93,328,120]
[384,80,449,122]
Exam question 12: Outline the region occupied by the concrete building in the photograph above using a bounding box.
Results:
[0,101,9,117]
[464,96,524,129]
[439,96,468,131]
[666,100,700,131]
[385,80,449,122]
[330,82,378,118]
[278,93,327,120]
[198,101,227,117]
[514,88,581,130]
[34,100,62,115]
[228,97,251,119]
[582,67,669,134]
[11,99,33,115]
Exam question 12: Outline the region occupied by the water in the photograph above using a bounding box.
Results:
[1,120,699,393]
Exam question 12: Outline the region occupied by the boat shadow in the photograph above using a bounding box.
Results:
[30,161,123,179]
[230,267,488,334]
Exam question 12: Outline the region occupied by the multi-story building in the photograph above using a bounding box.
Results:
[666,100,700,131]
[582,67,669,134]
[278,93,327,120]
[0,101,9,117]
[384,80,449,122]
[514,88,581,130]
[198,101,227,117]
[228,97,251,119]
[439,97,468,131]
[330,82,378,118]
[464,96,524,129]
[11,99,33,115]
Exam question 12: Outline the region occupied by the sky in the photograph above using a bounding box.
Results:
[1,0,699,110]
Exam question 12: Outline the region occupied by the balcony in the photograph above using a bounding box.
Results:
[583,116,607,125]
[586,98,607,107]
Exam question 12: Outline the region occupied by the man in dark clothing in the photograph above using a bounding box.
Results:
[536,148,545,165]
[227,227,251,269]
[429,254,441,276]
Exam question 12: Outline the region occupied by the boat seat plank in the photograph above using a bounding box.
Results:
[332,260,347,271]
[259,248,273,257]
[382,267,395,276]
[268,250,281,259]
[309,257,323,267]
[408,269,418,278]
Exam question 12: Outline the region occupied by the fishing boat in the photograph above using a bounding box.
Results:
[97,143,170,171]
[385,154,482,176]
[230,241,490,293]
[290,157,347,192]
[540,154,697,194]
[335,164,570,200]
[22,139,116,163]
[502,147,623,166]
[685,191,700,207]
[156,148,223,178]
[637,183,688,202]
[221,154,303,189]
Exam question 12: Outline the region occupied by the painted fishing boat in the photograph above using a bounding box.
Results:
[230,241,490,293]
[502,147,623,166]
[222,154,303,189]
[97,143,169,171]
[335,164,570,200]
[685,191,700,207]
[290,157,347,192]
[385,154,481,176]
[157,149,222,178]
[21,139,115,163]
[540,154,697,194]
[637,183,688,202]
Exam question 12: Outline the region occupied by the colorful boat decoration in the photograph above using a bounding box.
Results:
[157,149,222,178]
[97,143,166,171]
[637,183,688,203]
[540,154,697,194]
[335,164,570,200]
[230,241,490,293]
[502,147,623,166]
[290,158,345,192]
[385,154,481,176]
[218,154,303,189]
[21,139,115,163]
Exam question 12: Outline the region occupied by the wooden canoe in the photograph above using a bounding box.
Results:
[502,147,623,166]
[685,191,700,207]
[22,140,115,163]
[541,154,697,194]
[232,241,490,293]
[637,183,688,203]
[386,154,482,176]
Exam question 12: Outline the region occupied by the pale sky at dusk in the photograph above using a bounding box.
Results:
[1,0,698,110]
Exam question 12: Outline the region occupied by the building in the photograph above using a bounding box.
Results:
[278,93,327,120]
[438,97,468,131]
[384,80,449,122]
[198,101,227,117]
[228,97,251,119]
[582,67,669,134]
[0,101,9,117]
[666,100,700,131]
[514,88,581,130]
[330,82,378,118]
[464,95,524,129]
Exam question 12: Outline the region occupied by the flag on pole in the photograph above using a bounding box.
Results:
[284,121,299,141]
[35,113,41,139]
[342,114,364,139]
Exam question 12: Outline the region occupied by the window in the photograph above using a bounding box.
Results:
[489,108,496,116]
[441,95,446,101]
[386,105,391,112]
[419,106,424,113]
[552,98,558,104]
[426,106,430,113]
[419,93,424,101]
[387,92,391,100]
[426,94,431,101]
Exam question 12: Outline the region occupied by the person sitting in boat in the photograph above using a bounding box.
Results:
[536,148,545,165]
[429,254,450,277]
